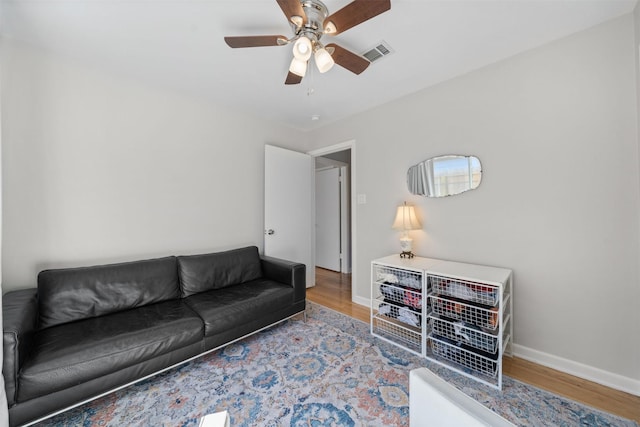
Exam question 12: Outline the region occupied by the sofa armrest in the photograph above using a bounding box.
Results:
[260,256,306,303]
[3,289,38,406]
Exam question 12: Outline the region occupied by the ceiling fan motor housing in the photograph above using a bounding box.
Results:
[293,0,329,42]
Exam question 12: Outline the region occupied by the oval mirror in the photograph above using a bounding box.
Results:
[407,155,482,197]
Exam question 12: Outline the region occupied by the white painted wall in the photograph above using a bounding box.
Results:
[634,0,640,395]
[308,15,640,387]
[1,40,306,290]
[636,4,640,126]
[0,36,9,427]
[2,7,639,398]
[636,0,640,199]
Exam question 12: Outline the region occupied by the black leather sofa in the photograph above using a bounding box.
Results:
[2,246,305,426]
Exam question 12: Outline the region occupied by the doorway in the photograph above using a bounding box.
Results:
[309,141,355,299]
[315,153,350,273]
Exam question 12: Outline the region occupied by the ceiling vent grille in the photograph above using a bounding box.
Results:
[362,41,394,64]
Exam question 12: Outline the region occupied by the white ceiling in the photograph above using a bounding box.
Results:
[1,0,637,131]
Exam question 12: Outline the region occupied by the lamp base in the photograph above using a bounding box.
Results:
[399,235,414,259]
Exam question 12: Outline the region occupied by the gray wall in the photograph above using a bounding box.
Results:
[308,15,640,385]
[1,40,306,289]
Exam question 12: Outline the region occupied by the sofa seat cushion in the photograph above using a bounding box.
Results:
[184,279,293,337]
[17,300,203,402]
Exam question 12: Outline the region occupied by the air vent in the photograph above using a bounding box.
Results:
[362,41,394,64]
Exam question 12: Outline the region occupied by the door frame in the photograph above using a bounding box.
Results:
[308,140,359,303]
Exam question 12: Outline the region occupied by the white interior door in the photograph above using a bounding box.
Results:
[316,167,341,272]
[264,145,314,287]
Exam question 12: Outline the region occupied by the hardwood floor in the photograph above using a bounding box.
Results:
[307,267,640,423]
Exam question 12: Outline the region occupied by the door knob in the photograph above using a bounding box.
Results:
[265,229,275,235]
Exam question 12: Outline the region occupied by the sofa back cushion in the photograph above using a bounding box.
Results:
[177,246,263,297]
[38,256,180,329]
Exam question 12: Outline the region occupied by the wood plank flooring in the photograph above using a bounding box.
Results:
[307,267,640,423]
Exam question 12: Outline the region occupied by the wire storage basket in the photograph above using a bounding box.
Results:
[429,275,499,307]
[373,264,423,291]
[429,295,499,331]
[430,316,498,354]
[375,284,423,311]
[372,315,422,353]
[429,336,498,378]
[374,284,422,325]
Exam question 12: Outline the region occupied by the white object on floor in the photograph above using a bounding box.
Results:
[409,368,515,426]
[198,410,230,427]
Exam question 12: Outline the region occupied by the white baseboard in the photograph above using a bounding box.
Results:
[352,295,369,308]
[512,344,640,397]
[347,297,639,397]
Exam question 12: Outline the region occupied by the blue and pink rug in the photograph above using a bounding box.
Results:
[38,302,637,426]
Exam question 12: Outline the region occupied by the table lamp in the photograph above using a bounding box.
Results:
[392,202,421,258]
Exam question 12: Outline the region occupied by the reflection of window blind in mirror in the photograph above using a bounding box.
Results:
[407,155,482,198]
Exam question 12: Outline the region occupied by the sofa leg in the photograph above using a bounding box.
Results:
[303,310,307,323]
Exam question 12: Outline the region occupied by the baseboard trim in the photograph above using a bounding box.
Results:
[512,344,640,397]
[352,295,369,308]
[350,296,639,397]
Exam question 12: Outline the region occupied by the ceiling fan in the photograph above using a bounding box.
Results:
[224,0,391,85]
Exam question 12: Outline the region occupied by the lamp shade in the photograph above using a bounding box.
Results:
[392,203,421,231]
[314,47,335,73]
[289,57,307,77]
[293,36,312,61]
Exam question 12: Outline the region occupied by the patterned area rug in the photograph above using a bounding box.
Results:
[38,302,637,426]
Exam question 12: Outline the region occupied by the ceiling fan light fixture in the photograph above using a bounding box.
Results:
[314,47,334,73]
[290,15,304,28]
[293,36,312,61]
[289,57,308,77]
[324,21,337,34]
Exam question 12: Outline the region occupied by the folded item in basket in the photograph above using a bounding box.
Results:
[447,283,477,300]
[403,291,422,309]
[453,322,471,342]
[381,284,403,302]
[434,334,498,361]
[474,307,499,329]
[454,321,488,350]
[437,299,464,318]
[399,276,421,289]
[446,282,497,305]
[379,303,391,315]
[398,307,420,327]
[378,273,399,284]
[378,303,399,319]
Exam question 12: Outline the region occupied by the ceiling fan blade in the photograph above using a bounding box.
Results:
[324,0,390,35]
[224,35,288,48]
[285,71,303,85]
[276,0,307,26]
[326,43,370,75]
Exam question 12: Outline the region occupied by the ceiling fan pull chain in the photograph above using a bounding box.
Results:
[307,63,315,97]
